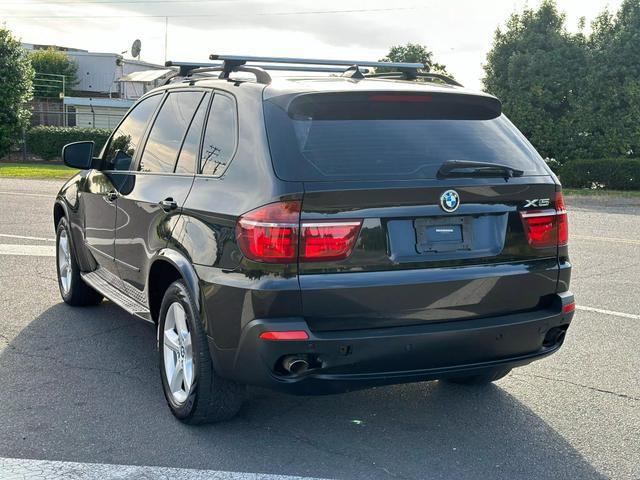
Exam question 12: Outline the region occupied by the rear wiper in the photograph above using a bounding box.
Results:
[437,160,524,179]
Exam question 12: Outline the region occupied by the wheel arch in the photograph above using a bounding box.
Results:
[148,249,201,324]
[53,201,66,229]
[53,199,91,271]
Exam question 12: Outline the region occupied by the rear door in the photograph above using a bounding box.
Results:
[113,90,209,291]
[264,91,562,331]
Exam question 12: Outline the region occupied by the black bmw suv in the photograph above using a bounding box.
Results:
[54,55,574,423]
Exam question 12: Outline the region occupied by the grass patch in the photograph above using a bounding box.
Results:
[564,188,640,198]
[0,162,76,180]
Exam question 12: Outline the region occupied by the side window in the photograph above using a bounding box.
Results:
[138,91,204,173]
[103,94,162,171]
[200,93,237,176]
[175,92,210,174]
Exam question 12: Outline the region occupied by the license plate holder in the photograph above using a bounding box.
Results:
[414,216,473,253]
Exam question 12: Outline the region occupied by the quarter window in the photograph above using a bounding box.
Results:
[139,91,204,173]
[200,93,237,176]
[103,94,162,171]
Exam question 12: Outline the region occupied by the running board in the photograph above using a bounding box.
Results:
[82,268,152,322]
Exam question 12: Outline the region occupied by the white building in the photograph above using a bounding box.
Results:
[66,51,173,99]
[62,97,135,129]
[23,43,175,127]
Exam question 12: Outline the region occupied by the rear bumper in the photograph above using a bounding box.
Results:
[209,292,575,395]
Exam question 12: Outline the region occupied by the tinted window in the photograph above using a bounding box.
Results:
[201,94,237,176]
[264,93,546,181]
[103,94,161,171]
[175,93,210,174]
[139,91,204,173]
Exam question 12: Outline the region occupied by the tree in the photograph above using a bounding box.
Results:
[380,43,450,75]
[29,48,78,99]
[483,1,587,162]
[575,0,640,159]
[0,26,34,158]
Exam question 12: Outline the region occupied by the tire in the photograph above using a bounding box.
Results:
[444,367,512,385]
[56,217,103,306]
[158,280,245,424]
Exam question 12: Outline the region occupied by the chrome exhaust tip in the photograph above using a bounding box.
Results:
[282,356,309,375]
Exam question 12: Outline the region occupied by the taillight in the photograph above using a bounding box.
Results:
[520,191,568,248]
[300,221,362,262]
[236,201,362,263]
[555,191,568,246]
[236,201,301,263]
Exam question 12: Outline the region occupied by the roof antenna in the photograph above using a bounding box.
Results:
[341,65,365,80]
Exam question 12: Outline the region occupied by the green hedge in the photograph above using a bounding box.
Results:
[26,126,112,160]
[559,158,640,191]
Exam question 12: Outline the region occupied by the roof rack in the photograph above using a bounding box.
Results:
[165,55,461,87]
[208,54,423,70]
[165,60,371,78]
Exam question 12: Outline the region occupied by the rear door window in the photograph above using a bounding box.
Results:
[200,93,237,176]
[264,92,546,181]
[139,91,205,173]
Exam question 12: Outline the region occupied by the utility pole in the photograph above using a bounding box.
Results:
[164,16,168,64]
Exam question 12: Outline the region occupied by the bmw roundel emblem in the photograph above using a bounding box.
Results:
[440,190,460,213]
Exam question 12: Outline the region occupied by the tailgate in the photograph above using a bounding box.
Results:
[299,177,560,331]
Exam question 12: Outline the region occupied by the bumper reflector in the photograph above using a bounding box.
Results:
[259,330,309,341]
[563,302,576,314]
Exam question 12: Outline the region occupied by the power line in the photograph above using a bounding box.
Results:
[1,0,238,4]
[2,5,424,18]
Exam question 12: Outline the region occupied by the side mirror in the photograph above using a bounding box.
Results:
[62,141,94,169]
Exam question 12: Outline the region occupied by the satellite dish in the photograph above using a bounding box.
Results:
[131,39,142,59]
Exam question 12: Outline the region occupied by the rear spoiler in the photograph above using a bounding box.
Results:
[267,91,502,121]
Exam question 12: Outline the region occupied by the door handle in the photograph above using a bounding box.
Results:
[106,191,118,202]
[159,198,178,212]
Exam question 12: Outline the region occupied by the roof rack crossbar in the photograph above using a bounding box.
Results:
[209,54,424,70]
[165,61,221,77]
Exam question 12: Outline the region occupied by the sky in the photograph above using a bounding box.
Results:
[0,0,624,90]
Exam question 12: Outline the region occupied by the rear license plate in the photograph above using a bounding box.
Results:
[414,216,473,253]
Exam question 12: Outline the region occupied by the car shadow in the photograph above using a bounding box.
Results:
[0,302,605,480]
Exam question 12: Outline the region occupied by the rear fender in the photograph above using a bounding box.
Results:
[152,248,202,316]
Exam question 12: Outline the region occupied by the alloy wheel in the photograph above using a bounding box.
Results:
[162,302,194,404]
[57,228,72,295]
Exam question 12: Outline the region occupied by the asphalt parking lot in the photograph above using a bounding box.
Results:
[0,177,638,480]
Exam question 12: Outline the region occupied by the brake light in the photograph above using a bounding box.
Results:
[236,201,301,263]
[368,94,433,103]
[300,221,362,262]
[236,201,362,263]
[520,191,569,248]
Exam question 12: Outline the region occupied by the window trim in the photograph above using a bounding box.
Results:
[197,89,239,178]
[173,91,211,174]
[99,91,164,170]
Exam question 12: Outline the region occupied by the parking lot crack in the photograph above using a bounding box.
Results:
[512,372,639,401]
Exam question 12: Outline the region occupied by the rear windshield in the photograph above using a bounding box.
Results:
[264,92,547,181]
